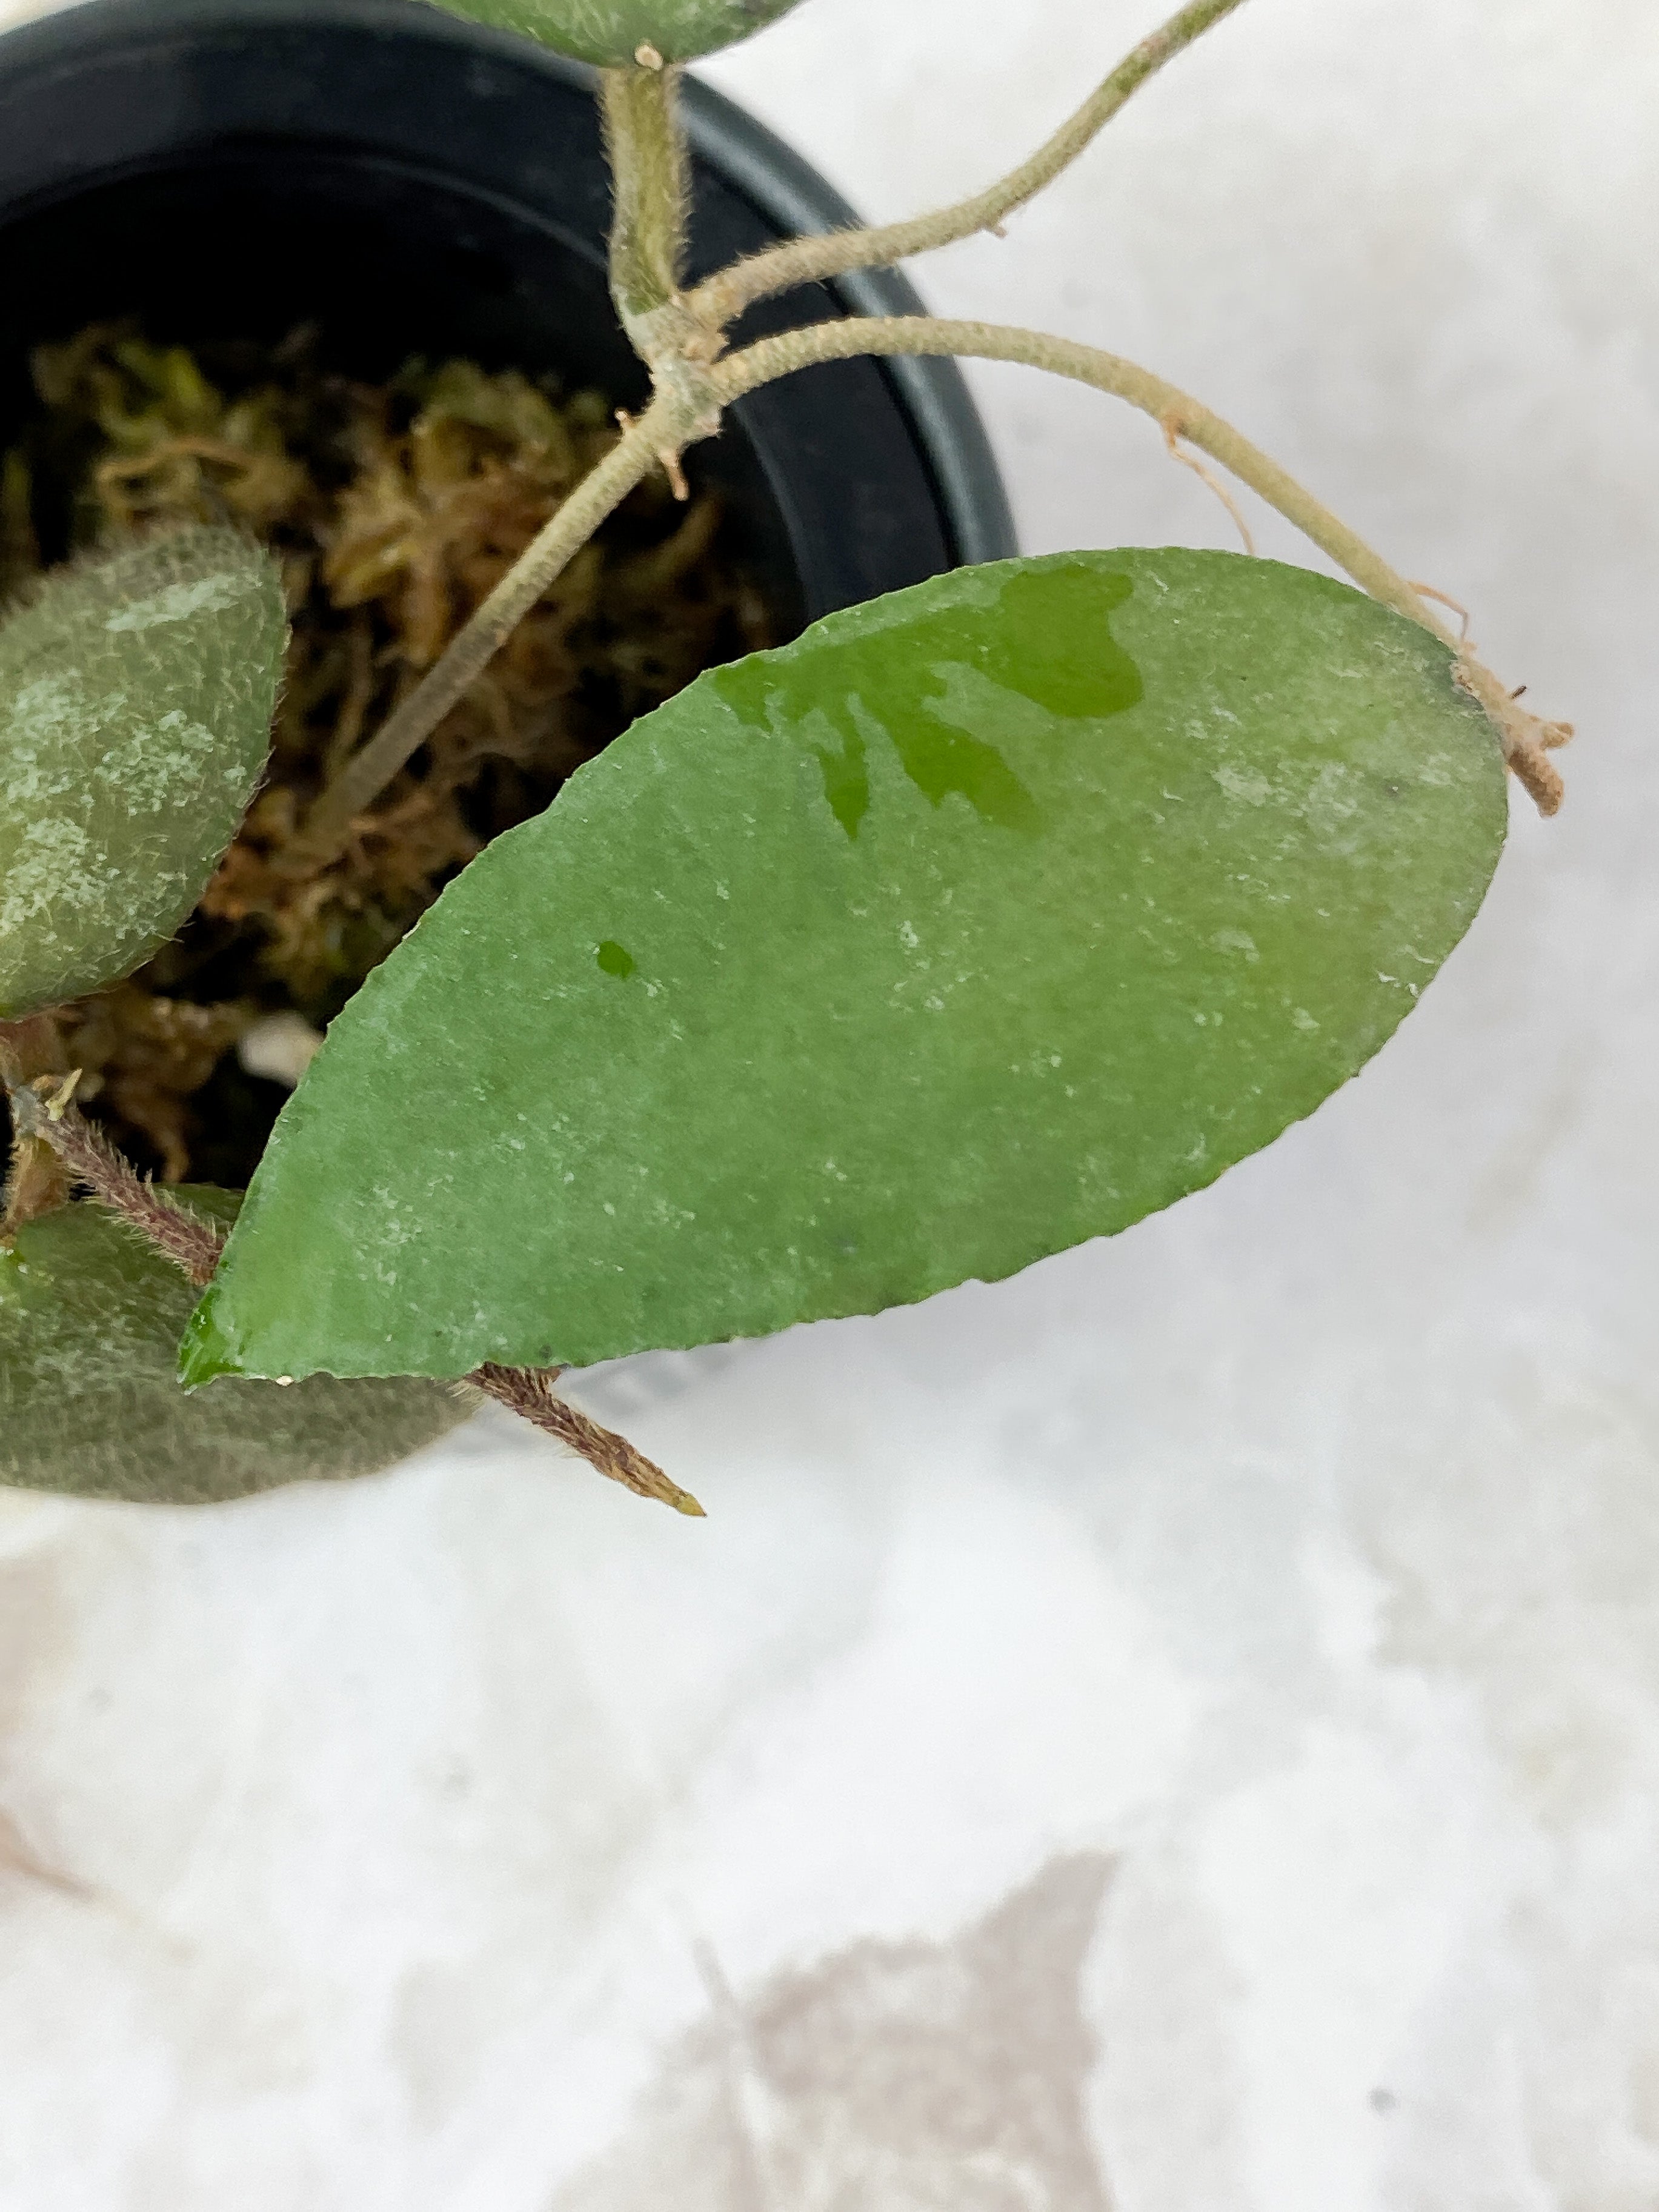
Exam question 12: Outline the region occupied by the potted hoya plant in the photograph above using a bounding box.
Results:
[0,0,1570,1516]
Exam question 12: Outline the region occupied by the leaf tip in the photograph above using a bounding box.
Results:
[176,1292,238,1389]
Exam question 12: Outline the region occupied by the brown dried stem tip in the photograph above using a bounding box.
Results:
[472,1362,706,1516]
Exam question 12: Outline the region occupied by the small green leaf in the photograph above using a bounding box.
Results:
[0,527,286,1019]
[182,550,1507,1386]
[421,0,803,63]
[1,1193,469,1504]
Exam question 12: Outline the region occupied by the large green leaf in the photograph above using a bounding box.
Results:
[182,550,1506,1386]
[0,527,285,1019]
[422,0,803,64]
[1,1194,469,1504]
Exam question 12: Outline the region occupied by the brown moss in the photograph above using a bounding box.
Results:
[4,324,776,1184]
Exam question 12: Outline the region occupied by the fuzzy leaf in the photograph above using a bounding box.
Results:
[0,528,286,1020]
[422,0,803,64]
[181,550,1507,1386]
[1,1192,470,1504]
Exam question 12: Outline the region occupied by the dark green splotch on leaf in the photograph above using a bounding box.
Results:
[813,724,869,840]
[180,550,1506,1387]
[1,1193,467,1504]
[0,527,286,1018]
[596,940,637,979]
[730,563,1140,842]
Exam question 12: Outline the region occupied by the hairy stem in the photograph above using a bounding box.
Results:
[291,404,677,868]
[600,61,693,357]
[8,1078,224,1283]
[473,1363,705,1516]
[687,0,1251,332]
[709,317,1567,811]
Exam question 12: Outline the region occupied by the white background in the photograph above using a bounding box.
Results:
[2,1,1657,2205]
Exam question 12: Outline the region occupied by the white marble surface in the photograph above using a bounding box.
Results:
[2,1,1657,2204]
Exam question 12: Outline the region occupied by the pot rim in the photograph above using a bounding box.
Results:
[0,0,1017,567]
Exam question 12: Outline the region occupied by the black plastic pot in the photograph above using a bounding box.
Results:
[0,0,1016,629]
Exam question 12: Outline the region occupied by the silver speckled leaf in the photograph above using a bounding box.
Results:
[0,527,286,1019]
[1,1192,470,1504]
